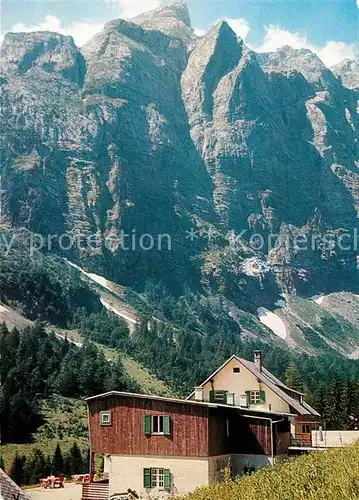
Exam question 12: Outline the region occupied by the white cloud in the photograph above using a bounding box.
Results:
[194,28,206,37]
[318,41,357,67]
[106,0,163,19]
[225,17,250,40]
[9,15,104,47]
[357,0,359,8]
[255,24,357,67]
[3,1,164,47]
[256,25,316,53]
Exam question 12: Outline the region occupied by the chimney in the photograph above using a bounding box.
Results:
[254,350,262,372]
[194,387,203,401]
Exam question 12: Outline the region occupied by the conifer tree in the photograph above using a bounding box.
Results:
[24,448,46,485]
[53,443,64,475]
[284,364,304,393]
[67,442,84,475]
[9,453,26,485]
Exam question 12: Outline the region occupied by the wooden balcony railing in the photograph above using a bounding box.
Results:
[82,481,109,500]
[290,435,313,448]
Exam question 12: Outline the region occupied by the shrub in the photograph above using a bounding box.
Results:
[181,444,359,500]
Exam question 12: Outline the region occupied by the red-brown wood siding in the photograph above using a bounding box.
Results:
[294,415,316,445]
[274,418,290,455]
[206,409,276,457]
[88,395,209,457]
[237,416,272,455]
[89,396,290,459]
[208,408,232,456]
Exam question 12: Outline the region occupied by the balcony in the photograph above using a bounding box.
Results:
[290,431,316,449]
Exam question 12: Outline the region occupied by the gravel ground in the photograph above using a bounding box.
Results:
[27,484,82,500]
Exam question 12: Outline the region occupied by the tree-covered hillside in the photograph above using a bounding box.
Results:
[0,322,138,443]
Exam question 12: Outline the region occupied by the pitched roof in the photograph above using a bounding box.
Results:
[0,468,31,500]
[85,391,295,416]
[187,354,320,417]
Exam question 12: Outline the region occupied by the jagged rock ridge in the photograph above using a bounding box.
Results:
[0,1,358,313]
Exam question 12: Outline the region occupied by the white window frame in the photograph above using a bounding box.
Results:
[249,391,261,405]
[151,468,165,489]
[100,411,112,426]
[152,415,165,435]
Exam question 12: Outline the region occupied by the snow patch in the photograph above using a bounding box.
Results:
[310,294,325,304]
[349,347,359,360]
[275,299,286,308]
[257,307,287,339]
[241,257,270,277]
[64,259,119,293]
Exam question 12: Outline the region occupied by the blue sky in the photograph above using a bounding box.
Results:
[1,0,358,66]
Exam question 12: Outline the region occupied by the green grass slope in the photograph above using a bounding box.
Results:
[181,444,359,500]
[52,327,174,397]
[0,395,88,472]
[276,296,359,358]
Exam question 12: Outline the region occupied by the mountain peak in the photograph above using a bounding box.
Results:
[130,0,193,44]
[132,0,191,28]
[331,58,359,89]
[210,20,235,37]
[257,44,338,89]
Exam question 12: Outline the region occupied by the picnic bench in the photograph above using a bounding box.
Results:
[72,474,90,484]
[40,476,64,488]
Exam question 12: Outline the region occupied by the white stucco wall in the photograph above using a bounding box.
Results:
[312,430,359,448]
[105,453,289,497]
[197,357,290,414]
[105,455,210,497]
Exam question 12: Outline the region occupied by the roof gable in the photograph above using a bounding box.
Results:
[187,354,320,417]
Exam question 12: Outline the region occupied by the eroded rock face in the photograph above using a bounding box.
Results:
[1,1,358,304]
[331,59,359,90]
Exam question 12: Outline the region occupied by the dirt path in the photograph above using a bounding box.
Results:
[28,484,82,500]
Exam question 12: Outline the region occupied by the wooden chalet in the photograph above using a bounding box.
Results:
[85,351,320,497]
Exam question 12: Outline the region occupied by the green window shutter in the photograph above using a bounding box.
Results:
[144,414,152,435]
[260,391,266,403]
[209,390,215,403]
[144,468,152,488]
[223,391,228,404]
[245,390,251,405]
[164,469,171,490]
[163,415,171,436]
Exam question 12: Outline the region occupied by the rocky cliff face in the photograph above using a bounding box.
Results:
[1,1,358,310]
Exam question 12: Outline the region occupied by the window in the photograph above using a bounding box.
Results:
[247,390,266,405]
[152,468,164,488]
[209,390,228,404]
[152,415,165,434]
[301,424,311,434]
[100,411,112,426]
[250,391,261,404]
[144,414,171,436]
[144,468,171,490]
[233,367,240,373]
[243,467,256,475]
